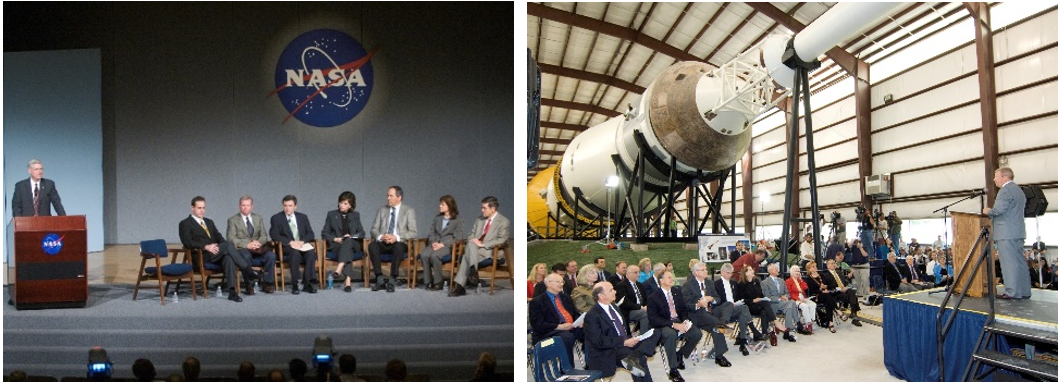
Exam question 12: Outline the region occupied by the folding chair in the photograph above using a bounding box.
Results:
[532,337,601,382]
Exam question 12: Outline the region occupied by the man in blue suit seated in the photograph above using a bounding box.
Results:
[530,273,583,368]
[647,271,702,382]
[584,281,658,382]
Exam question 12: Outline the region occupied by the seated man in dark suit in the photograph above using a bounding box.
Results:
[647,271,702,382]
[883,253,919,293]
[179,196,259,302]
[529,273,583,368]
[585,281,658,382]
[616,265,650,335]
[903,256,932,290]
[821,258,862,326]
[681,262,732,367]
[714,263,757,355]
[609,261,628,286]
[321,191,365,292]
[368,186,418,292]
[269,195,318,295]
[226,195,277,294]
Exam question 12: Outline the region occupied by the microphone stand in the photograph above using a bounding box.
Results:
[928,190,985,295]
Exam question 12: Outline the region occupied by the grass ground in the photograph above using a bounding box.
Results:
[526,240,733,279]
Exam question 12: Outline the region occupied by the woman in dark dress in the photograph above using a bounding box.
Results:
[804,261,837,333]
[735,265,790,345]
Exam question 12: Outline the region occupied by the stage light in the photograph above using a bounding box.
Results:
[604,176,620,188]
[87,346,112,381]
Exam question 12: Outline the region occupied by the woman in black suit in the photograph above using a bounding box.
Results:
[323,191,366,292]
[418,195,464,290]
[735,265,789,345]
[804,261,837,333]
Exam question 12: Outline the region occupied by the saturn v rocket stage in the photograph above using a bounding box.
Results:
[529,3,898,239]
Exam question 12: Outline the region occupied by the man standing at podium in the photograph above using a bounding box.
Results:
[983,167,1030,299]
[11,159,65,217]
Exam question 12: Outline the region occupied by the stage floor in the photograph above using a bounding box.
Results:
[891,286,1057,328]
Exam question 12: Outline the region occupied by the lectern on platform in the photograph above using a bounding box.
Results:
[13,215,88,310]
[950,211,993,298]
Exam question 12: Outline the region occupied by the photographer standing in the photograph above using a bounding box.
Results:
[830,211,847,245]
[887,211,902,255]
[849,238,871,297]
[858,207,875,253]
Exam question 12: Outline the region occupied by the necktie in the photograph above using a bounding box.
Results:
[608,306,627,338]
[632,281,642,304]
[479,217,492,241]
[387,207,396,235]
[289,216,300,240]
[666,289,678,320]
[774,277,781,294]
[33,183,39,216]
[246,216,254,237]
[598,271,606,282]
[554,295,573,324]
[831,270,844,289]
[199,219,211,238]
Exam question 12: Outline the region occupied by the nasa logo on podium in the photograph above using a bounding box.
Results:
[42,233,64,256]
[271,29,376,127]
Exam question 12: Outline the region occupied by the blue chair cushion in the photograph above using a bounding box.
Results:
[201,262,223,272]
[380,253,406,263]
[145,263,193,277]
[478,256,505,268]
[439,254,452,264]
[250,258,268,267]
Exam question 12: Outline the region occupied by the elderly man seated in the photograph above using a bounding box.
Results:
[529,273,583,367]
[883,253,920,293]
[681,262,734,367]
[760,263,801,341]
[584,281,660,382]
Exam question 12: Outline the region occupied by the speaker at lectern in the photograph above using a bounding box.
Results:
[13,215,88,309]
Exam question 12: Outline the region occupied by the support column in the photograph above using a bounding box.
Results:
[785,98,801,238]
[855,59,873,211]
[742,142,754,236]
[965,2,1000,205]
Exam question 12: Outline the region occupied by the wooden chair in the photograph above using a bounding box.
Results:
[443,241,465,288]
[184,248,239,298]
[319,238,369,288]
[274,239,324,290]
[133,239,197,305]
[480,239,514,295]
[363,239,417,288]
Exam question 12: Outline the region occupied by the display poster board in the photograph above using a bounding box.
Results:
[698,234,749,262]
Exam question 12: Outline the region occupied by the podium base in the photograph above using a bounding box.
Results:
[14,300,86,311]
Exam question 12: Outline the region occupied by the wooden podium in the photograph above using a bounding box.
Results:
[13,215,88,310]
[951,211,993,298]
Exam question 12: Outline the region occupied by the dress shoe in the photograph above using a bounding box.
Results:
[430,283,442,291]
[784,331,797,342]
[292,286,300,295]
[752,332,766,342]
[467,270,479,286]
[668,369,684,382]
[244,284,256,296]
[262,284,275,294]
[715,356,732,367]
[995,294,1013,300]
[386,280,396,293]
[769,331,778,346]
[330,271,347,282]
[676,352,685,370]
[343,285,352,293]
[372,279,383,291]
[448,284,467,297]
[851,319,862,327]
[739,342,750,356]
[620,355,646,377]
[228,292,243,302]
[245,270,261,283]
[304,283,317,294]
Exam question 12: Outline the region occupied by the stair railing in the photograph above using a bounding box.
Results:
[935,225,995,382]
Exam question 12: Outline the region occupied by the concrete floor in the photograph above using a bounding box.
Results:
[528,303,905,382]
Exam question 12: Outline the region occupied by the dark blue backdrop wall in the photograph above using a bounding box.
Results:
[4,2,514,244]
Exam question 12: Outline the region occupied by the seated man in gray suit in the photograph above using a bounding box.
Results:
[681,262,733,367]
[226,196,277,294]
[369,186,418,292]
[760,263,800,340]
[11,159,65,217]
[449,196,510,297]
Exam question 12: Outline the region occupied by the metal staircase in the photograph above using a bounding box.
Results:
[964,319,1058,381]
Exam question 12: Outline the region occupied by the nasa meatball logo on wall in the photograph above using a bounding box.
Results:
[42,233,64,255]
[271,29,376,127]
